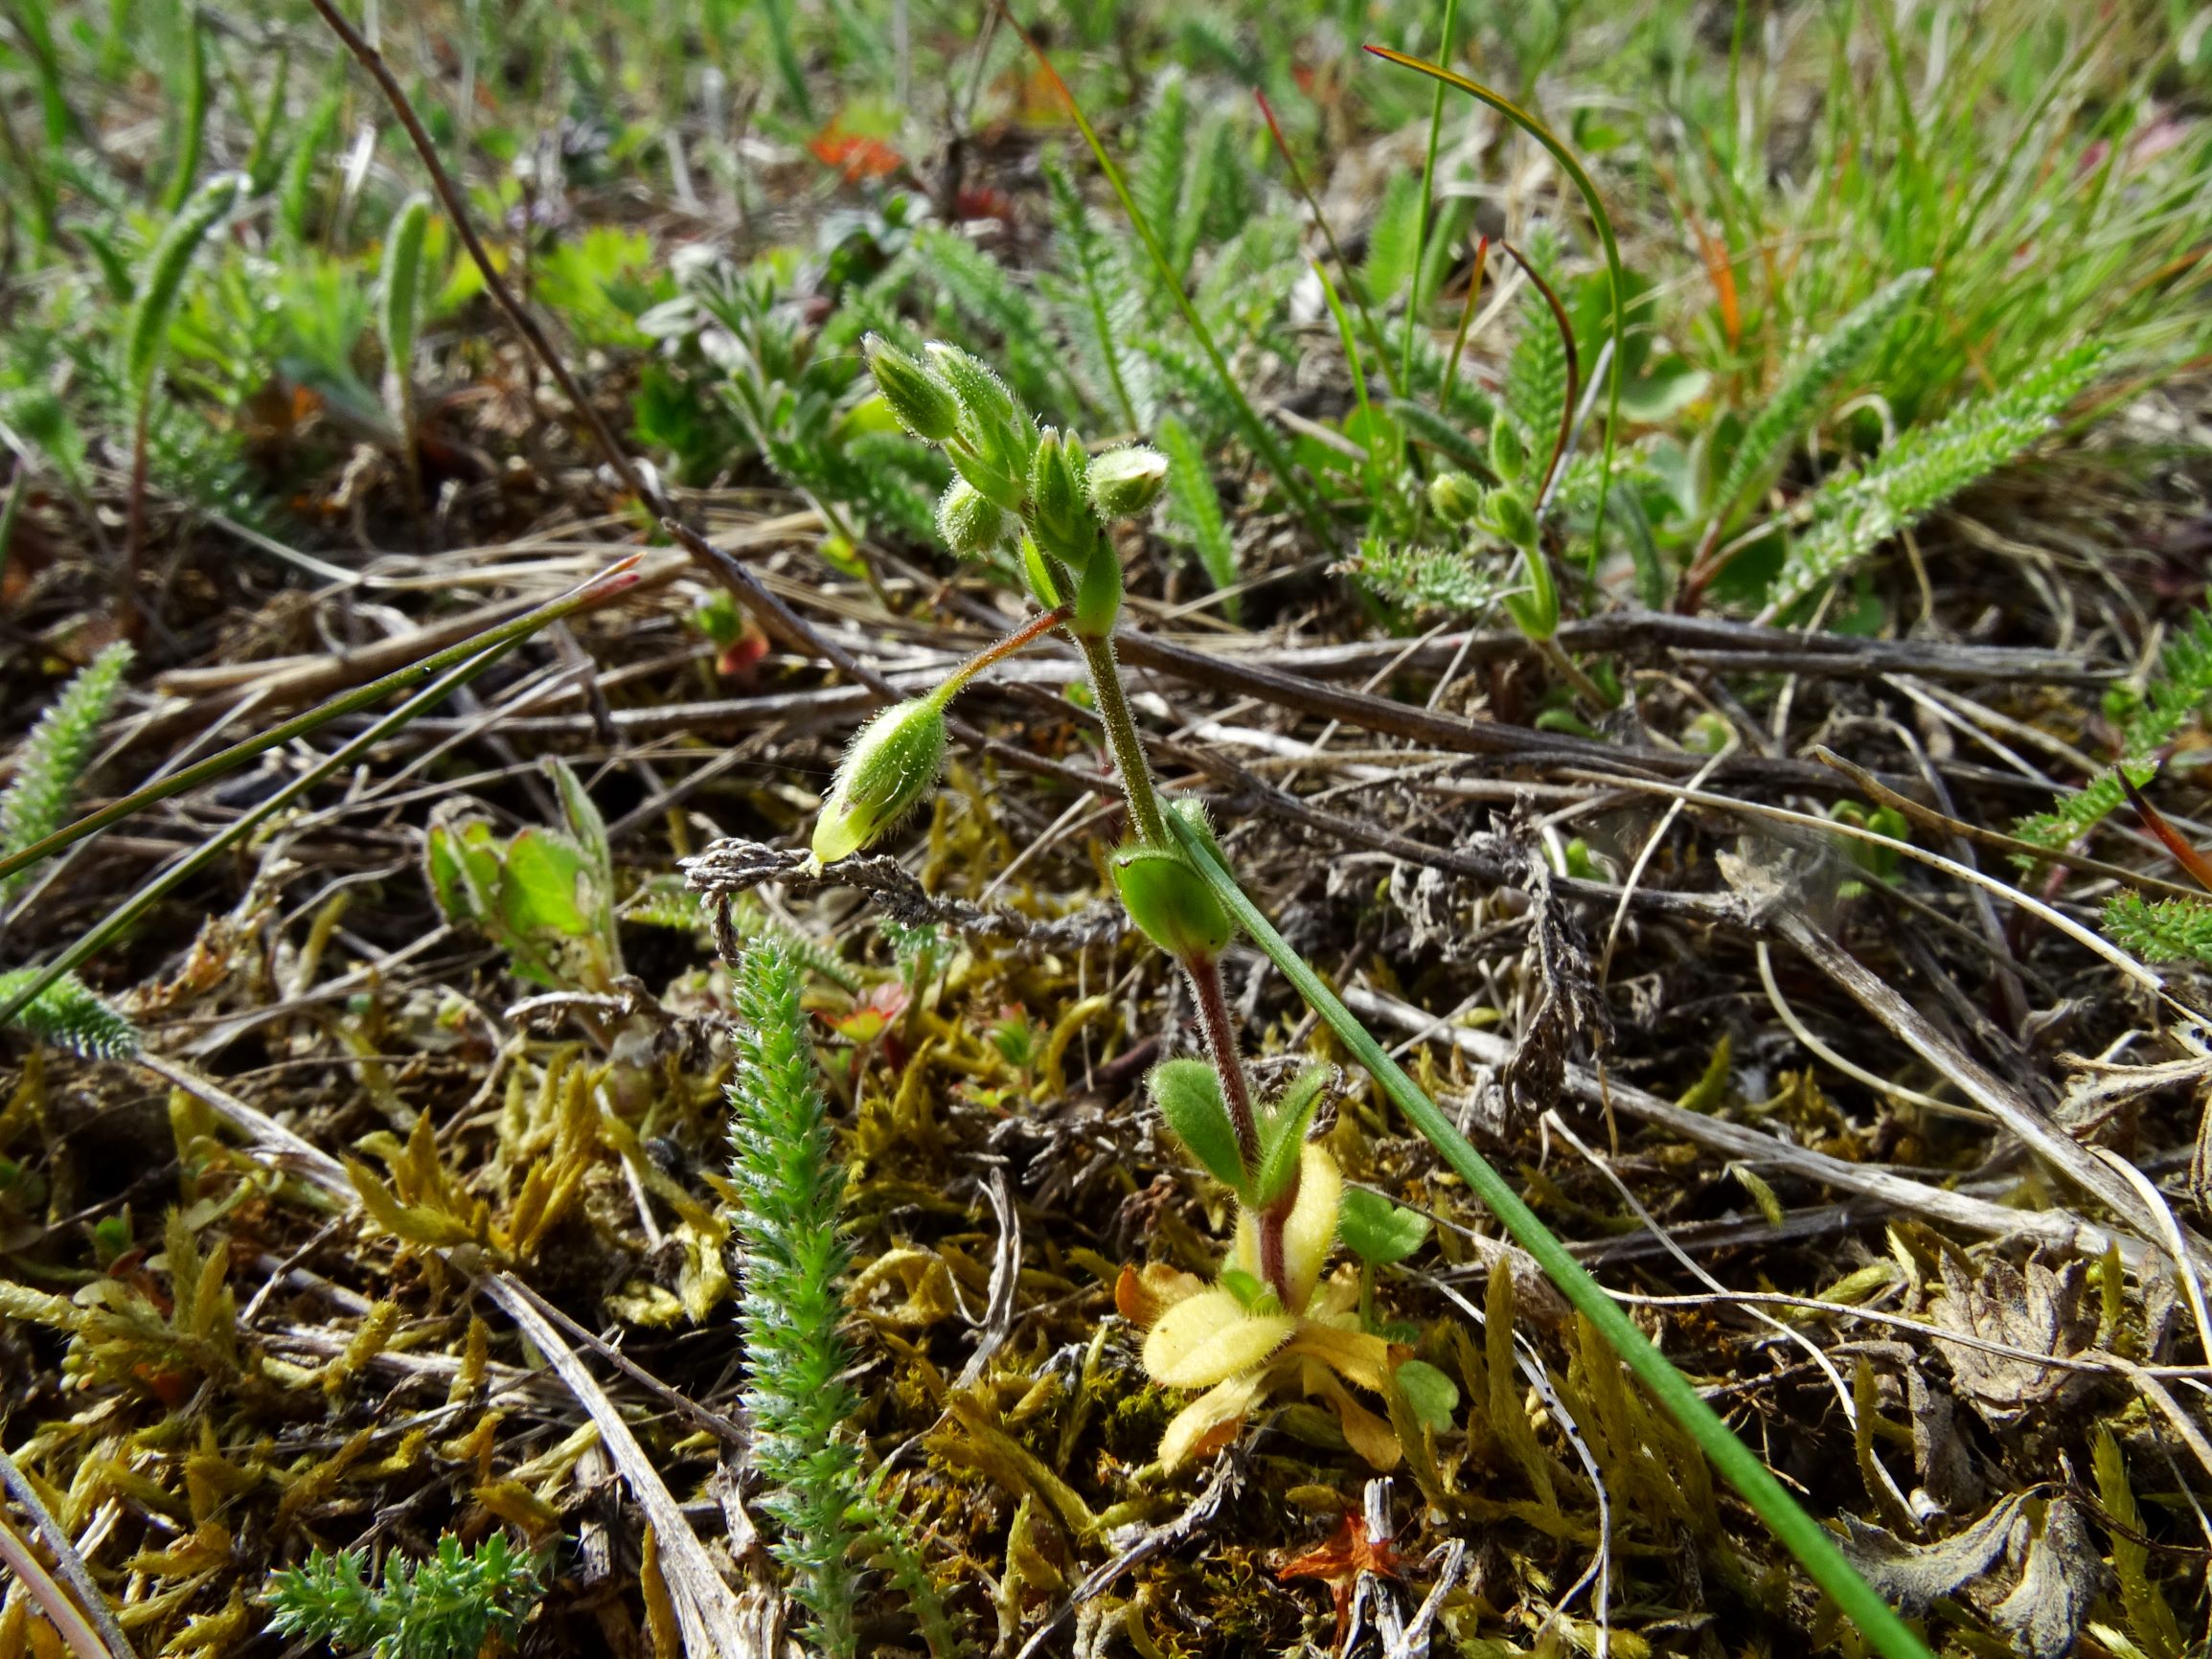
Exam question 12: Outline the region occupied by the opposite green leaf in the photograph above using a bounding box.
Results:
[1151,1058,1248,1194]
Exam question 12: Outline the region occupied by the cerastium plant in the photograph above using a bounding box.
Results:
[816,332,1935,1659]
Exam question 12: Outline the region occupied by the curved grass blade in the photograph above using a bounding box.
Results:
[1400,0,1463,400]
[1166,812,1937,1659]
[1364,47,1624,570]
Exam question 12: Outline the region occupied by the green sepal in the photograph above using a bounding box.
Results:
[1337,1186,1431,1265]
[866,333,962,443]
[1029,428,1096,566]
[947,440,1025,513]
[1113,846,1234,961]
[1149,1058,1248,1195]
[925,341,1027,467]
[1071,539,1124,635]
[1018,534,1065,610]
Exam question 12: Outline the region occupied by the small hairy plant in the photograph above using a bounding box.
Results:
[0,967,141,1057]
[1,640,132,898]
[266,1534,541,1659]
[727,937,865,1655]
[1763,342,2106,616]
[814,326,1936,1659]
[423,760,622,991]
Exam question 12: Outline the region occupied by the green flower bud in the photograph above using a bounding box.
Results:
[864,334,960,443]
[1489,420,1529,486]
[1018,533,1066,610]
[1112,845,1234,961]
[1086,445,1168,517]
[924,341,1022,450]
[1029,428,1096,564]
[1482,485,1540,553]
[936,479,1009,559]
[1426,469,1484,524]
[810,698,949,868]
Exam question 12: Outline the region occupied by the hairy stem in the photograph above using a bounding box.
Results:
[1185,950,1287,1302]
[1074,628,1167,847]
[1071,624,1283,1298]
[938,605,1070,703]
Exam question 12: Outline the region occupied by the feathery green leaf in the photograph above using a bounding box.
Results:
[1766,342,2105,615]
[0,968,142,1059]
[1156,414,1238,612]
[1714,268,1931,522]
[124,171,245,410]
[728,938,864,1656]
[2,642,133,898]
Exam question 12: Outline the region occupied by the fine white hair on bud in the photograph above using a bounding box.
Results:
[809,698,949,868]
[1086,446,1169,518]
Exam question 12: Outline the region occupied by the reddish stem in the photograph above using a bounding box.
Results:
[939,604,1071,701]
[1185,950,1290,1304]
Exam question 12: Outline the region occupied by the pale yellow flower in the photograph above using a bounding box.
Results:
[1118,1145,1403,1470]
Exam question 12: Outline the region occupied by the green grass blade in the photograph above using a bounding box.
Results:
[1365,47,1623,573]
[0,558,642,892]
[160,8,208,215]
[1166,813,1936,1659]
[1400,0,1463,401]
